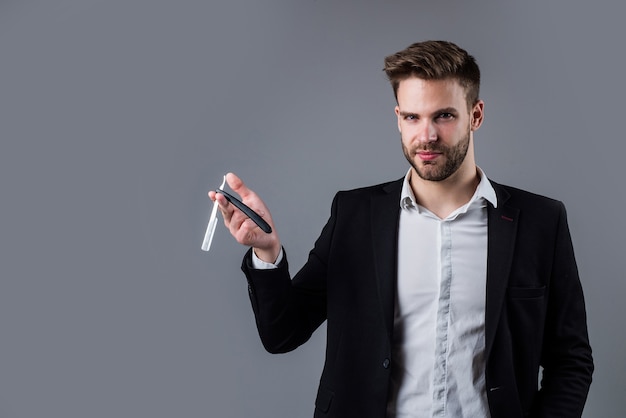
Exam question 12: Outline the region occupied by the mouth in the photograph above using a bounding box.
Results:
[416,151,442,161]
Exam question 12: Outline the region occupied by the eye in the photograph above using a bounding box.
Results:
[403,114,417,121]
[437,112,454,120]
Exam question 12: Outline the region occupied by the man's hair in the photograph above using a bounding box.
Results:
[383,40,481,109]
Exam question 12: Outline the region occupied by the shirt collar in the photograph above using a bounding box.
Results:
[474,166,498,208]
[400,166,498,212]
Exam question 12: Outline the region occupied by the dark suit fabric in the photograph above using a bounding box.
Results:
[242,178,593,418]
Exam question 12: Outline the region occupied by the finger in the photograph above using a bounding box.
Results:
[233,218,265,246]
[229,209,255,235]
[226,172,256,201]
[214,192,229,207]
[208,190,231,222]
[210,191,233,216]
[225,173,271,221]
[228,215,254,245]
[213,193,236,224]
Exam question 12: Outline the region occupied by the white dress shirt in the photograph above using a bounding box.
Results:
[252,168,498,417]
[387,167,497,418]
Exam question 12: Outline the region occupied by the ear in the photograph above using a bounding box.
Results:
[470,100,485,131]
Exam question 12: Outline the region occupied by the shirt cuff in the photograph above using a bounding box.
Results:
[251,247,284,269]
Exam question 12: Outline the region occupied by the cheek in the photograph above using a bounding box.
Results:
[439,125,464,140]
[399,128,412,144]
[399,123,416,136]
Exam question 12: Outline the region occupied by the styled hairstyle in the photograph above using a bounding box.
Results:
[383,40,481,109]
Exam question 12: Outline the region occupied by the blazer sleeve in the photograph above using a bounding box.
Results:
[534,202,594,417]
[240,192,339,354]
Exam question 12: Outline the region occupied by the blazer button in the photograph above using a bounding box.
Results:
[382,358,390,369]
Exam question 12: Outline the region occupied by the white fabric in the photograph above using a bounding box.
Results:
[387,167,496,418]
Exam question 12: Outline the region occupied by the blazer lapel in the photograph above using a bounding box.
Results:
[367,178,519,352]
[370,179,403,340]
[485,181,519,360]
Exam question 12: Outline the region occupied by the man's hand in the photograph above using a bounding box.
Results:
[208,172,281,263]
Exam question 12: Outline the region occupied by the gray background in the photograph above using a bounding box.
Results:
[1,0,623,417]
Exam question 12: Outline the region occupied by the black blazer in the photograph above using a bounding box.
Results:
[242,178,593,418]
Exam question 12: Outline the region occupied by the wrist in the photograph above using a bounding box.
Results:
[253,244,282,264]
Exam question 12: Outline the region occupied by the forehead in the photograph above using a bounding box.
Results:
[396,78,467,112]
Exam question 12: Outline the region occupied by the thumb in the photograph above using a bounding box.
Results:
[226,172,254,200]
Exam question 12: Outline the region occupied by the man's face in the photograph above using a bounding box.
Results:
[395,77,483,182]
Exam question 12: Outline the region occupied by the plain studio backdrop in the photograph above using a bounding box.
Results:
[0,1,623,417]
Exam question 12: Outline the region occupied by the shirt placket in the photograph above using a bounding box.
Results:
[432,219,452,417]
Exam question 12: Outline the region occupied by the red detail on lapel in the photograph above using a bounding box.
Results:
[501,215,514,222]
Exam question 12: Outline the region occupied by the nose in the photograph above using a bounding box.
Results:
[416,120,437,143]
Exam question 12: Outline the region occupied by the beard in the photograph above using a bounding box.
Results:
[402,128,471,182]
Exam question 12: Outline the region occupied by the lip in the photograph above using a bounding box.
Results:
[416,151,442,161]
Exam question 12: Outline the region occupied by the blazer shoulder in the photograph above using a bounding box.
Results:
[335,178,404,200]
[490,179,565,212]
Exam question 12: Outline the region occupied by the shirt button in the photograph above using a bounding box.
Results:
[382,358,390,369]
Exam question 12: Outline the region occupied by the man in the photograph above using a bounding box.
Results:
[209,40,593,417]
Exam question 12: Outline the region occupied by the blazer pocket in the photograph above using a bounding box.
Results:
[315,386,334,413]
[507,286,546,300]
